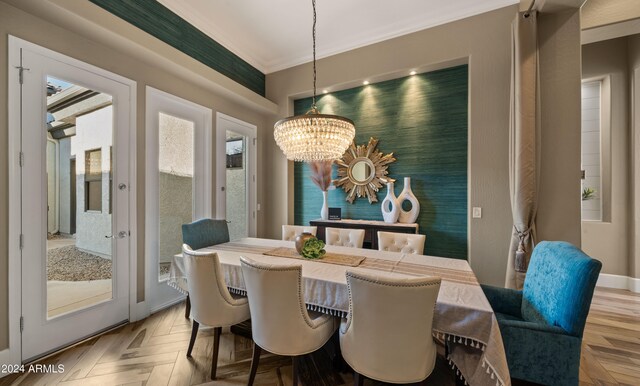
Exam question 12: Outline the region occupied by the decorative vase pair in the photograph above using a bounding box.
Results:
[381,177,419,224]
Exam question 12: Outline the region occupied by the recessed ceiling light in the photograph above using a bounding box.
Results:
[410,70,417,76]
[323,89,328,94]
[363,80,370,85]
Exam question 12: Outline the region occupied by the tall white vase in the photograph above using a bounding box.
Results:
[381,182,400,223]
[320,191,329,220]
[397,177,420,223]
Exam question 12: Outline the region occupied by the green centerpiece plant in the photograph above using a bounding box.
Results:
[301,237,326,259]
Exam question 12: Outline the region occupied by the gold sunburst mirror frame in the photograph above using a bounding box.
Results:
[334,137,396,203]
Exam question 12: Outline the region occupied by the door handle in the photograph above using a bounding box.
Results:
[105,231,128,239]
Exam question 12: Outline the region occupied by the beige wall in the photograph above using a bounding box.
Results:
[267,4,582,287]
[536,8,583,248]
[582,0,640,30]
[0,1,271,350]
[581,38,631,276]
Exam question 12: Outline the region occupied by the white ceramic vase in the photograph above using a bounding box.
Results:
[320,191,329,220]
[381,182,400,223]
[397,177,420,223]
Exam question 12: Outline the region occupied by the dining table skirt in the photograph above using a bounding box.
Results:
[168,237,510,386]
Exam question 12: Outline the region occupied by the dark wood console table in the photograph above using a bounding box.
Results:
[309,219,419,250]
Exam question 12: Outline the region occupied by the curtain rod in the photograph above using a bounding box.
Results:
[524,0,536,18]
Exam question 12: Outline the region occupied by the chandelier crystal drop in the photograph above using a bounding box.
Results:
[273,0,355,162]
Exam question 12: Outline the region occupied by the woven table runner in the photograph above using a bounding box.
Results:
[263,247,365,267]
[360,258,479,285]
[210,242,476,284]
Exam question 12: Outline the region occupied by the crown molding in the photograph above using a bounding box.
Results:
[160,0,517,74]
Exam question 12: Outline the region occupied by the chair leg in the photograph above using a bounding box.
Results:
[247,341,262,386]
[354,371,364,386]
[185,294,191,319]
[292,356,299,386]
[186,320,199,357]
[210,327,222,379]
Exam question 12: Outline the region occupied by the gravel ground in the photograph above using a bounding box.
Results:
[47,233,72,241]
[47,246,112,281]
[47,245,173,281]
[160,263,171,277]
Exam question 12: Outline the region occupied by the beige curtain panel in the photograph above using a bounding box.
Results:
[505,11,540,290]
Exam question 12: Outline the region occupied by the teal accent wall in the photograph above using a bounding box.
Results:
[89,0,265,96]
[294,65,468,259]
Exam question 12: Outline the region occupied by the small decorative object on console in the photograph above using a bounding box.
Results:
[309,160,333,220]
[397,177,420,223]
[328,207,342,220]
[381,181,400,223]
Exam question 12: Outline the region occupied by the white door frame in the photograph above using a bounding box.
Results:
[216,112,257,237]
[5,36,138,365]
[145,86,212,312]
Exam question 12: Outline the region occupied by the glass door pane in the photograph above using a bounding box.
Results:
[581,81,602,221]
[158,112,194,281]
[46,76,114,318]
[226,130,248,241]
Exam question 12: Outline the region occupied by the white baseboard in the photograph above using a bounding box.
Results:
[597,273,640,293]
[149,295,186,315]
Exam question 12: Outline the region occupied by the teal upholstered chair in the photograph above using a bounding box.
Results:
[482,241,602,386]
[182,218,230,250]
[181,218,230,318]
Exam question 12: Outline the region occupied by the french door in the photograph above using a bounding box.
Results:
[14,40,133,361]
[216,113,257,240]
[145,87,212,311]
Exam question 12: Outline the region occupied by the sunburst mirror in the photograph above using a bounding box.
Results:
[334,137,396,203]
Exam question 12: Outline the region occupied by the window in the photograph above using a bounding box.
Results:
[226,139,244,169]
[85,148,102,212]
[581,80,604,221]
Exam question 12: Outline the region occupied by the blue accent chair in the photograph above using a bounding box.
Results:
[182,218,230,250]
[482,241,602,386]
[181,219,230,318]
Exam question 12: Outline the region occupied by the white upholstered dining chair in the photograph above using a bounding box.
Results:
[182,244,251,380]
[377,231,426,255]
[325,227,365,248]
[340,270,441,385]
[239,256,338,386]
[281,225,317,241]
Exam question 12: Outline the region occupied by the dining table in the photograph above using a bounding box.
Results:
[168,237,510,386]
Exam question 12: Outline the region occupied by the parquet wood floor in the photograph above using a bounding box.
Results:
[580,288,640,386]
[1,287,638,386]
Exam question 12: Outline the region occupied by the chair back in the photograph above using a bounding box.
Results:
[281,225,317,241]
[326,227,365,248]
[182,218,230,250]
[522,241,602,337]
[182,244,241,326]
[240,256,319,355]
[340,271,441,383]
[377,231,426,255]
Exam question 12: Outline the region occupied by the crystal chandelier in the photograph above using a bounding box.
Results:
[273,0,355,162]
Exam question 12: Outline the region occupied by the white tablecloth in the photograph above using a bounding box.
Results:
[169,238,510,386]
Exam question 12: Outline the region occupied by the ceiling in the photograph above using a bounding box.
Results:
[158,0,518,74]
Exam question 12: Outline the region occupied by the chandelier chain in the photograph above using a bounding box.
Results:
[312,0,317,109]
[271,0,355,162]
